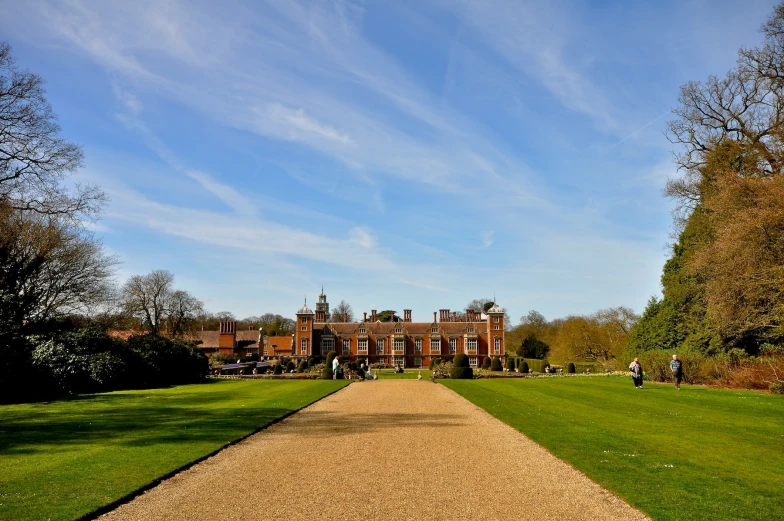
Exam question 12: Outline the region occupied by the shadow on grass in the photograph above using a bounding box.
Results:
[0,392,295,454]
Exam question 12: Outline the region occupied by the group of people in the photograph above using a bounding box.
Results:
[332,356,375,381]
[628,354,683,390]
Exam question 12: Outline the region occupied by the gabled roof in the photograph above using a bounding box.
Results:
[265,336,293,351]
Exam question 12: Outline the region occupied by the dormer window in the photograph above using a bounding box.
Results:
[395,328,402,333]
[431,327,438,333]
[359,328,366,333]
[468,327,474,333]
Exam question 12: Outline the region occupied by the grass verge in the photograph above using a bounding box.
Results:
[441,377,783,521]
[0,379,348,521]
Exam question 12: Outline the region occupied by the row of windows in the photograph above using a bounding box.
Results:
[294,339,496,361]
[298,336,500,356]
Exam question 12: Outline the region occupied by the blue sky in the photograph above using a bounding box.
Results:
[0,0,776,323]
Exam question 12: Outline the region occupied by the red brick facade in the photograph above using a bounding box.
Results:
[294,300,505,368]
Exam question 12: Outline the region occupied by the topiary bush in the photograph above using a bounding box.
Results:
[505,358,515,370]
[490,356,503,371]
[286,360,296,372]
[519,361,529,374]
[450,353,473,379]
[481,356,491,369]
[297,360,307,373]
[567,362,576,373]
[273,363,283,375]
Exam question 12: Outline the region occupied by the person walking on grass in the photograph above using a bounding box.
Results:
[332,355,340,380]
[629,358,643,388]
[670,354,683,390]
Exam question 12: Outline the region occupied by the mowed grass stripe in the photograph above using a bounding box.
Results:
[0,379,348,521]
[442,377,784,521]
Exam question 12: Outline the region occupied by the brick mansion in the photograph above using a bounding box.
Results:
[196,289,505,368]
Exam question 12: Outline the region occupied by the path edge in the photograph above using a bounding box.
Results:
[435,380,652,521]
[77,381,352,521]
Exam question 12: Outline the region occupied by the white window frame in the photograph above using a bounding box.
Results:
[494,325,500,330]
[394,338,405,352]
[414,338,422,352]
[301,326,306,331]
[494,337,501,353]
[395,327,402,333]
[300,338,308,355]
[431,327,438,333]
[376,338,385,354]
[415,356,422,368]
[467,327,474,333]
[358,339,368,353]
[343,339,351,354]
[466,338,478,352]
[321,337,334,355]
[449,338,457,353]
[469,356,478,367]
[359,328,366,333]
[431,338,440,353]
[393,356,404,366]
[494,316,500,323]
[301,317,307,323]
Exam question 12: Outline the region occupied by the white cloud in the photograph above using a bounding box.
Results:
[480,231,494,249]
[263,103,353,146]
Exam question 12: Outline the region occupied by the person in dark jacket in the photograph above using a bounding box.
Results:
[670,354,683,390]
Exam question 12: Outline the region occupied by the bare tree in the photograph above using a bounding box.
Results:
[666,3,784,221]
[0,42,103,219]
[165,290,204,336]
[330,300,354,322]
[121,270,175,334]
[121,270,205,335]
[0,202,116,327]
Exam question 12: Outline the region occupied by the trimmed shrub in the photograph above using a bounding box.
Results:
[297,360,307,373]
[286,360,296,372]
[450,353,473,379]
[567,362,576,373]
[525,358,550,373]
[307,357,318,367]
[519,361,529,374]
[350,361,358,371]
[490,357,503,371]
[505,358,515,370]
[273,363,283,375]
[481,357,491,369]
[322,351,338,380]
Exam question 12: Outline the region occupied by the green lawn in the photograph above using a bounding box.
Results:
[442,377,784,521]
[0,379,347,521]
[374,368,432,380]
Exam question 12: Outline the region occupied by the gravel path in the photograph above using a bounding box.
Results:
[98,381,650,521]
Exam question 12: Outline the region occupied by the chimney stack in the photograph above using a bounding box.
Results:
[344,312,348,322]
[452,311,457,322]
[371,309,377,322]
[363,312,367,322]
[433,311,437,322]
[404,309,412,322]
